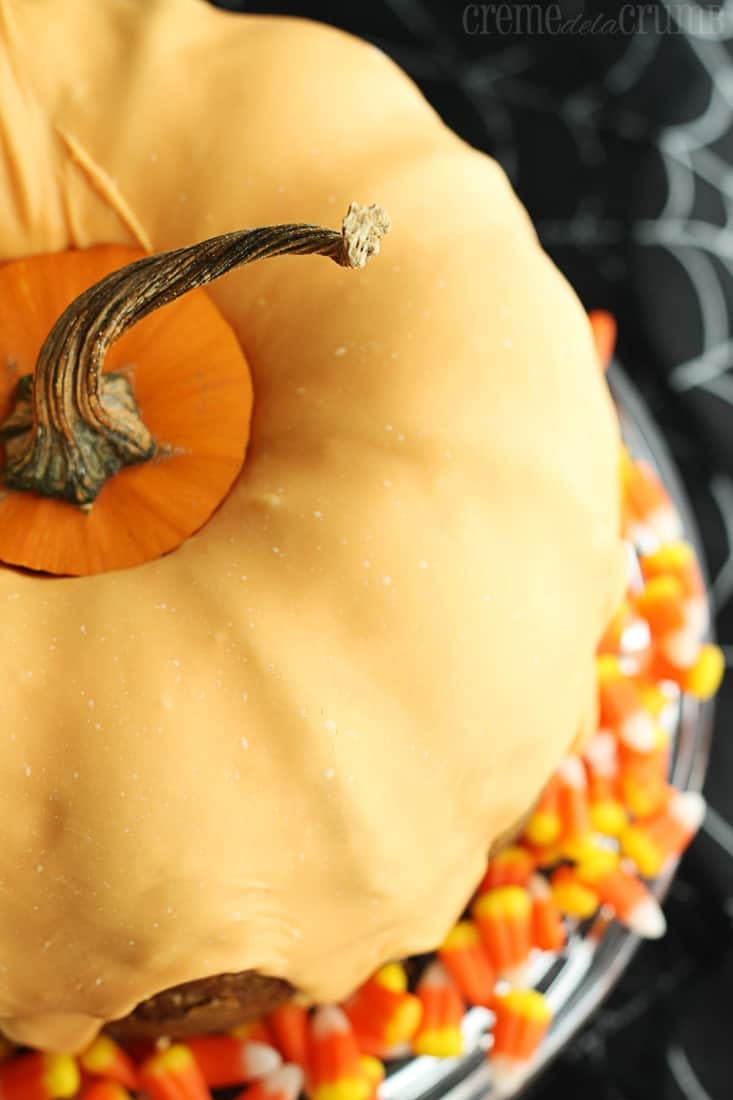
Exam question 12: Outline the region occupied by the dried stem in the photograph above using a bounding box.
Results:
[0,203,390,507]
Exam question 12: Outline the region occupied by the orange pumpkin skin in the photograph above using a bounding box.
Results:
[0,0,625,1051]
[0,245,254,574]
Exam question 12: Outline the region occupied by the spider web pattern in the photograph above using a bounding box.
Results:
[210,3,732,1096]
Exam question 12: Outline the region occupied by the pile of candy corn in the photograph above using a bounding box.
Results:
[0,314,724,1099]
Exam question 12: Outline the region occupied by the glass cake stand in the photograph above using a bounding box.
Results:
[380,364,716,1100]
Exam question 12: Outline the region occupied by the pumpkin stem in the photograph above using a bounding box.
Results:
[0,202,390,509]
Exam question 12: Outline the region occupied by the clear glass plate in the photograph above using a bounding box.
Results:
[380,364,716,1100]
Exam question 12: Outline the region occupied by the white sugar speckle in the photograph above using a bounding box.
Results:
[313,511,322,519]
[324,719,337,733]
[362,560,371,569]
[24,765,31,778]
[383,479,393,488]
[417,560,429,569]
[334,346,348,357]
[272,546,281,555]
[437,278,447,288]
[240,737,249,750]
[324,768,335,781]
[160,694,174,711]
[36,865,44,873]
[79,625,87,635]
[384,424,393,432]
[241,692,249,702]
[382,575,393,586]
[503,337,514,349]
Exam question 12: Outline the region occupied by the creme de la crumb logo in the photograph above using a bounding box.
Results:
[462,2,726,36]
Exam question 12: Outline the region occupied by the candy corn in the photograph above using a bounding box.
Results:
[79,1036,139,1090]
[618,719,669,779]
[412,962,465,1058]
[478,846,534,892]
[0,1054,80,1100]
[640,541,704,595]
[357,1056,384,1100]
[621,452,681,546]
[523,776,562,848]
[79,1083,131,1100]
[583,731,627,837]
[681,644,725,701]
[618,725,671,820]
[234,1065,304,1100]
[139,1045,212,1100]
[490,989,552,1085]
[640,543,707,665]
[634,677,672,718]
[621,789,706,878]
[473,886,533,974]
[588,310,616,371]
[185,1038,280,1090]
[575,849,665,938]
[265,1003,308,1068]
[528,874,566,953]
[634,574,686,638]
[549,865,600,920]
[438,922,496,1007]
[556,755,591,843]
[596,657,657,753]
[308,1006,371,1100]
[344,963,422,1055]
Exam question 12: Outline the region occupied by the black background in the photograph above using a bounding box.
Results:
[209,3,733,1096]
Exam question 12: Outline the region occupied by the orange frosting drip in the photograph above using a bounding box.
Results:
[0,0,626,1051]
